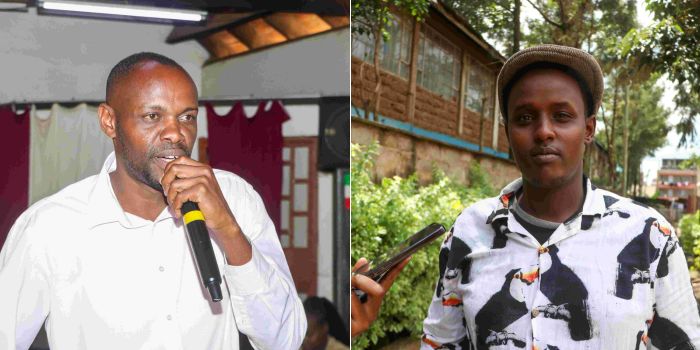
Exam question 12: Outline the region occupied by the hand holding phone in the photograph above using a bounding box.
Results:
[354,223,446,283]
[350,256,411,337]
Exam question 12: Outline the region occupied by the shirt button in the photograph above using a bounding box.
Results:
[166,314,172,321]
[531,308,539,317]
[159,266,165,272]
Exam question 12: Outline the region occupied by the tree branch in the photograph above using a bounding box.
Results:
[525,0,564,29]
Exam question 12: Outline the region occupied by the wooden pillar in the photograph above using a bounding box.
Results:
[492,75,500,150]
[406,20,421,124]
[457,53,468,135]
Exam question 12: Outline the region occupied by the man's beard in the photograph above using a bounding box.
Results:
[115,124,191,193]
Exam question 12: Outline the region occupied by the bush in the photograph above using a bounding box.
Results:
[351,142,495,349]
[679,211,700,270]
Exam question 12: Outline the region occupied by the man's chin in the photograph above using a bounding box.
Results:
[523,172,574,189]
[146,181,164,193]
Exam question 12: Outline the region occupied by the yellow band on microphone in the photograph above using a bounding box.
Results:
[184,210,205,224]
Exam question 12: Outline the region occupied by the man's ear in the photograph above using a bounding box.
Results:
[584,115,596,144]
[98,103,117,139]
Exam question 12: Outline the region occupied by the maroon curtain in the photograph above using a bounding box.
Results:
[0,106,30,249]
[206,101,289,233]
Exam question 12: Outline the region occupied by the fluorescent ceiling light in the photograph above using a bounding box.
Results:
[39,0,207,22]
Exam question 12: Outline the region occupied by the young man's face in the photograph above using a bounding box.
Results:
[506,68,595,189]
[108,61,199,192]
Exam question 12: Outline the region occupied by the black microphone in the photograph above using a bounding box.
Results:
[181,201,223,302]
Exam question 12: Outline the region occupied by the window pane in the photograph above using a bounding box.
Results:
[294,183,308,211]
[465,60,494,117]
[280,233,290,248]
[282,147,290,161]
[281,200,289,230]
[293,216,308,248]
[417,26,460,100]
[351,31,374,60]
[282,165,290,195]
[294,148,309,179]
[353,13,412,81]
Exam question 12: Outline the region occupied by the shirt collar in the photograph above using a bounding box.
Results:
[495,176,607,246]
[498,176,607,217]
[87,152,173,229]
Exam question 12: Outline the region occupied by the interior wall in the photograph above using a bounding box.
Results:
[0,8,207,104]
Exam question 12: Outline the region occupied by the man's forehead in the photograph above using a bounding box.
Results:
[112,63,197,100]
[126,61,193,85]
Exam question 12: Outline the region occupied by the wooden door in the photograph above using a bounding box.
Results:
[280,137,318,296]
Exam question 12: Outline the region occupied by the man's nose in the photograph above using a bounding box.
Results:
[160,117,185,144]
[534,117,555,142]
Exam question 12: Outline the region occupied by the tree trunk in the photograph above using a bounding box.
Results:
[513,0,521,54]
[608,84,619,187]
[622,84,630,195]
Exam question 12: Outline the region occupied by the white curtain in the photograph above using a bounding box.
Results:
[30,103,113,205]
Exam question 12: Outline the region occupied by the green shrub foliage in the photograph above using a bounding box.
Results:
[351,143,496,349]
[679,211,700,270]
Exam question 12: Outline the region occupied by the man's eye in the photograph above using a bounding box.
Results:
[144,113,159,120]
[179,114,196,122]
[516,114,533,123]
[554,112,572,120]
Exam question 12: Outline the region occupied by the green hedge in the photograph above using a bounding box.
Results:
[679,211,700,270]
[351,143,495,349]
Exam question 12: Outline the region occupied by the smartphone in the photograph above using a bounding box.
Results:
[353,223,446,303]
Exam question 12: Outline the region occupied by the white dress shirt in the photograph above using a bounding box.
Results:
[422,178,700,349]
[0,152,306,350]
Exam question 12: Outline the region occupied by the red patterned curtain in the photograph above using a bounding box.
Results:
[206,101,289,233]
[0,105,30,249]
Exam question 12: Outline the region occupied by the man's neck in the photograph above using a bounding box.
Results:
[109,168,167,222]
[518,174,584,223]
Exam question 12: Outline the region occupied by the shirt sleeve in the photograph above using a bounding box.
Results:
[648,219,700,349]
[221,181,306,350]
[0,211,51,350]
[421,228,471,350]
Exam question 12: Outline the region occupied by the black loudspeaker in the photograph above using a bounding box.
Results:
[318,96,350,171]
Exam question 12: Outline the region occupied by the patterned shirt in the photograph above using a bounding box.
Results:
[422,178,700,349]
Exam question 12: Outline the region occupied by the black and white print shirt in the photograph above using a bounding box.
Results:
[421,177,700,350]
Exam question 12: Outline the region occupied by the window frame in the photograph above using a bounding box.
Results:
[351,12,414,80]
[415,24,462,100]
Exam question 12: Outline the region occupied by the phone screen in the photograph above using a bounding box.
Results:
[355,223,446,282]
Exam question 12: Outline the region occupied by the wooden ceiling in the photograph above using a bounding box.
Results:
[168,11,349,64]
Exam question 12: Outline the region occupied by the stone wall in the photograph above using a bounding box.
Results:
[352,121,520,189]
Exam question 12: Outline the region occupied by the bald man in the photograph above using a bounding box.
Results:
[0,52,306,350]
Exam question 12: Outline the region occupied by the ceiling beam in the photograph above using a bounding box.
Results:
[167,11,267,43]
[229,18,286,50]
[264,13,332,40]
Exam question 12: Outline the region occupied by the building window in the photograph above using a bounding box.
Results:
[416,25,461,100]
[351,13,413,80]
[464,58,495,117]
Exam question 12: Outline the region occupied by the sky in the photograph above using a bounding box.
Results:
[490,0,699,185]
